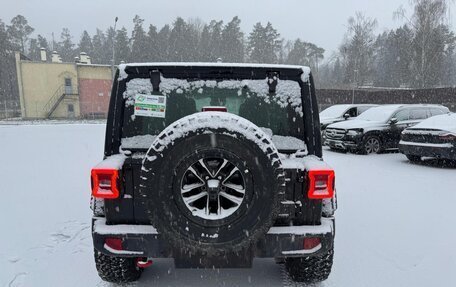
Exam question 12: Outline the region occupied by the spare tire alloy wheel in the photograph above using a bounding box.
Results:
[364,136,381,154]
[181,157,246,220]
[140,113,283,255]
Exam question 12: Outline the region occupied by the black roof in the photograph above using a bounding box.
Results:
[119,62,310,81]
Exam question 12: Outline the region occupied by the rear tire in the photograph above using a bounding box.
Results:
[284,248,334,283]
[406,154,421,162]
[94,250,143,283]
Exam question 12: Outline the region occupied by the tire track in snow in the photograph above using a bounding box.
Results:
[8,272,27,287]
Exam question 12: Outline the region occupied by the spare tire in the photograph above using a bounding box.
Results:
[139,112,284,255]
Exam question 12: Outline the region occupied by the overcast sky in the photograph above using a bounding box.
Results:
[2,0,455,59]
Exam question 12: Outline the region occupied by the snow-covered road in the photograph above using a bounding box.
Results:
[1,123,455,286]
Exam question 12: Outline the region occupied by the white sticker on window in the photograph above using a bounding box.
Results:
[134,94,166,118]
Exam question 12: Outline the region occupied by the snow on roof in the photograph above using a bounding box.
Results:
[118,62,311,82]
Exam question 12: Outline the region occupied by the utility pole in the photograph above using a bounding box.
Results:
[112,17,118,79]
[352,69,358,104]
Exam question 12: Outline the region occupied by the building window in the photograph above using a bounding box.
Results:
[68,104,74,112]
[98,92,104,97]
[64,78,72,94]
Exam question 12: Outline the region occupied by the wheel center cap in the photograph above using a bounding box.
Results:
[207,179,220,200]
[207,179,220,189]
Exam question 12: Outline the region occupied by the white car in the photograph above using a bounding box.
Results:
[399,113,456,162]
[320,104,378,130]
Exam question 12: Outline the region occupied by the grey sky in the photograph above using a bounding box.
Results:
[2,0,455,59]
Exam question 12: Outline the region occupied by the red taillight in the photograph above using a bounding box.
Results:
[439,133,456,141]
[307,169,335,199]
[202,106,227,112]
[303,237,321,250]
[105,237,123,250]
[136,258,153,268]
[91,168,119,199]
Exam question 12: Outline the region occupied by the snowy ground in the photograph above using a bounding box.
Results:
[1,123,455,287]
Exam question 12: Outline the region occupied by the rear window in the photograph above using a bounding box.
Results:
[430,108,446,116]
[409,108,427,120]
[120,76,306,151]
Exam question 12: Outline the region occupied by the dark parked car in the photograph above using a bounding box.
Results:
[325,104,449,154]
[399,113,455,162]
[90,63,337,284]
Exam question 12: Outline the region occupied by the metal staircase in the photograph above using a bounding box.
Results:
[43,85,78,118]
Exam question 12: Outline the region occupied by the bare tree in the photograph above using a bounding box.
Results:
[340,12,377,86]
[395,0,454,87]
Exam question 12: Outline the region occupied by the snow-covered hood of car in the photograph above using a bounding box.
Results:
[327,119,384,130]
[320,116,341,125]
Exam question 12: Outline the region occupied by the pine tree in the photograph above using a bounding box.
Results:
[247,22,265,63]
[157,25,171,61]
[31,34,50,61]
[92,29,106,64]
[58,28,75,62]
[103,27,116,64]
[78,30,93,55]
[263,22,282,63]
[248,22,281,63]
[185,21,201,61]
[130,15,148,62]
[0,19,19,114]
[146,24,159,61]
[37,35,49,50]
[208,20,223,61]
[168,17,188,61]
[220,17,244,62]
[373,26,413,87]
[197,24,212,61]
[115,27,130,64]
[28,38,40,60]
[286,39,324,71]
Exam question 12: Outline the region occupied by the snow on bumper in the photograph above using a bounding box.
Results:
[399,140,456,160]
[92,217,335,258]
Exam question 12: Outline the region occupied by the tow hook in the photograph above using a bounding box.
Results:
[136,257,153,268]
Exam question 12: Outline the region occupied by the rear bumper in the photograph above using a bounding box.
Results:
[399,141,456,160]
[92,217,335,259]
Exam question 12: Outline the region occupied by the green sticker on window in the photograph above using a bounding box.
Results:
[134,94,167,118]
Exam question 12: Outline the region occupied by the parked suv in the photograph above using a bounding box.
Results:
[320,104,378,130]
[91,63,337,284]
[320,104,378,144]
[325,104,449,154]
